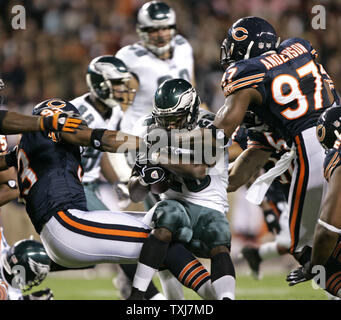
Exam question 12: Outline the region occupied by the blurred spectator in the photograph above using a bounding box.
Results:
[0,0,340,114]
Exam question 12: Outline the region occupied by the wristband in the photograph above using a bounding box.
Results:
[90,129,107,151]
[6,179,17,189]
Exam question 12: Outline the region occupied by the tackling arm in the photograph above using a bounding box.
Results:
[228,147,271,192]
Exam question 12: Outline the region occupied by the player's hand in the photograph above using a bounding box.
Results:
[263,209,281,234]
[286,262,314,286]
[40,112,85,134]
[134,152,168,185]
[23,288,54,300]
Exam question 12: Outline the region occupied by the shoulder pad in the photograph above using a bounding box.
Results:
[174,35,187,46]
[278,37,317,59]
[221,59,267,97]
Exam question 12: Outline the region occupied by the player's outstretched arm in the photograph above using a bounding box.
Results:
[61,127,141,153]
[0,110,83,135]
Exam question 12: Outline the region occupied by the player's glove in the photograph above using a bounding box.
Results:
[23,288,54,300]
[4,145,18,168]
[286,261,314,286]
[40,112,84,134]
[113,181,131,209]
[134,152,168,185]
[263,209,281,234]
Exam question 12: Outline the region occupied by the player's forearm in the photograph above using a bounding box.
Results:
[1,111,40,134]
[101,130,140,153]
[0,155,9,171]
[0,185,19,206]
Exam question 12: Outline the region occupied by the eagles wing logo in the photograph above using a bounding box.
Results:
[28,257,50,276]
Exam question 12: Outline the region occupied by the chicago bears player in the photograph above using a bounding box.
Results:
[212,16,339,267]
[71,55,164,300]
[286,106,341,298]
[228,116,292,279]
[0,98,217,300]
[127,79,235,300]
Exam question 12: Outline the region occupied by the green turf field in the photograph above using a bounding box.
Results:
[27,270,329,300]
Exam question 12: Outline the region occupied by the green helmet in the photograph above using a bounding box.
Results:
[136,1,176,56]
[86,55,135,109]
[152,78,200,130]
[0,239,51,292]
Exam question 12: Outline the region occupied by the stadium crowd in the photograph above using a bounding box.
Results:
[0,0,340,114]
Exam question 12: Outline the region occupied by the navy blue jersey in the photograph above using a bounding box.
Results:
[231,126,248,150]
[323,139,341,182]
[221,37,338,144]
[17,104,87,233]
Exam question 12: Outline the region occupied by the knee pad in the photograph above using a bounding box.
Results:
[152,200,192,243]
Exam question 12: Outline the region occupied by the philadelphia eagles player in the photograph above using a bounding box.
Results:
[70,55,135,212]
[128,79,235,300]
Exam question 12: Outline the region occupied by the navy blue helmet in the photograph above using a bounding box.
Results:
[316,106,341,149]
[220,16,280,70]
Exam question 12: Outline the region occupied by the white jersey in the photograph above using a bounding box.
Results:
[70,93,124,183]
[0,228,23,300]
[116,35,194,135]
[135,109,230,214]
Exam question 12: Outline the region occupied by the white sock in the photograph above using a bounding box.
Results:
[196,279,217,300]
[149,293,166,300]
[132,263,157,292]
[258,241,279,260]
[158,270,185,300]
[212,275,235,300]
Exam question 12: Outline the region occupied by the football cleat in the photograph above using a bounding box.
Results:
[241,246,262,280]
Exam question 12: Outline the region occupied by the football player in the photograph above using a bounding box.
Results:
[115,1,195,136]
[173,16,339,268]
[1,98,216,300]
[228,116,292,279]
[114,0,197,298]
[71,55,135,212]
[127,79,235,300]
[0,231,53,300]
[286,106,341,298]
[71,55,164,299]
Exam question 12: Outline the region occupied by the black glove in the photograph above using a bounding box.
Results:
[23,288,54,300]
[40,112,85,134]
[134,152,168,185]
[286,262,314,286]
[4,145,18,168]
[263,209,281,234]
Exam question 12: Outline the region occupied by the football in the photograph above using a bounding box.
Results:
[150,179,170,194]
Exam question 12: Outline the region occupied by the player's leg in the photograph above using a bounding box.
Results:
[288,127,326,262]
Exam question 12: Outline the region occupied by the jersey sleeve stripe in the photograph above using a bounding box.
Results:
[227,73,265,87]
[224,77,264,94]
[324,152,340,182]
